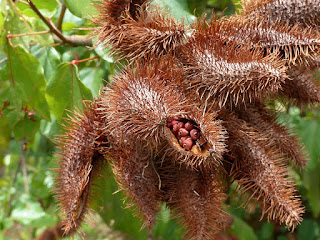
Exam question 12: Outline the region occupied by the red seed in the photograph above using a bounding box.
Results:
[177,122,184,129]
[185,121,193,131]
[179,136,187,146]
[173,116,181,121]
[178,128,189,137]
[182,137,193,150]
[171,120,179,126]
[190,129,200,140]
[172,124,180,133]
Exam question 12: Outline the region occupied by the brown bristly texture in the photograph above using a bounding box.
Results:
[235,102,308,167]
[178,21,287,107]
[281,65,320,104]
[241,0,320,29]
[218,16,320,67]
[54,100,108,235]
[109,145,161,228]
[100,59,189,147]
[37,221,65,240]
[93,0,186,60]
[163,107,227,170]
[223,114,305,229]
[161,163,228,240]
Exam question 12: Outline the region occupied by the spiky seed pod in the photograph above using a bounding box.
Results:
[163,108,227,170]
[241,0,320,29]
[54,100,108,235]
[94,0,186,60]
[99,59,189,147]
[235,102,308,167]
[108,145,161,228]
[160,163,228,240]
[281,65,320,104]
[217,16,320,67]
[178,20,287,107]
[223,114,305,229]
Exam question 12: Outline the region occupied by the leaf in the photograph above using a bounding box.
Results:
[297,219,320,240]
[31,46,61,80]
[2,2,30,51]
[29,18,54,46]
[229,215,257,240]
[4,45,50,121]
[79,67,105,97]
[153,0,196,22]
[93,168,148,239]
[46,63,93,120]
[65,0,98,19]
[16,0,58,18]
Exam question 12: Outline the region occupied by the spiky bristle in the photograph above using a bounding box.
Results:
[54,101,107,235]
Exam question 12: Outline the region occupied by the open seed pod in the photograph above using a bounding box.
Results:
[163,109,227,169]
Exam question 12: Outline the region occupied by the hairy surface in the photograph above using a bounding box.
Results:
[52,0,320,239]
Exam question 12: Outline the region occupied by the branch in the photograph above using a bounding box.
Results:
[53,35,93,47]
[27,0,73,45]
[56,4,67,31]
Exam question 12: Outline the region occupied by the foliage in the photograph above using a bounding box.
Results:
[0,0,319,239]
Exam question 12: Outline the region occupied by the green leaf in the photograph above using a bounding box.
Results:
[11,194,45,225]
[46,63,93,120]
[13,114,41,141]
[65,0,98,19]
[79,67,105,97]
[298,219,320,240]
[16,0,58,18]
[33,46,61,80]
[4,45,50,121]
[153,0,196,22]
[229,215,257,240]
[2,2,30,51]
[29,18,54,46]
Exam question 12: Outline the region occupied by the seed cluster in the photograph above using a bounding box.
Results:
[166,116,203,150]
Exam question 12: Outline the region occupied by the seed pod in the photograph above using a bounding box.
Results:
[182,137,193,150]
[185,121,194,131]
[178,128,189,137]
[190,129,200,140]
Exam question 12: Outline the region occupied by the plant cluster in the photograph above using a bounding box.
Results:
[52,0,320,239]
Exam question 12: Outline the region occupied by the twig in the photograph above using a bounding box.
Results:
[53,35,93,47]
[70,55,100,65]
[6,30,50,38]
[57,4,67,31]
[27,0,73,45]
[21,141,29,194]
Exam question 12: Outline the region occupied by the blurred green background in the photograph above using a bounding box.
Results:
[0,0,319,239]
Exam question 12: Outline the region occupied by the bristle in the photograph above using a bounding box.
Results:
[109,146,161,228]
[99,59,189,147]
[235,102,309,167]
[223,114,305,229]
[54,101,108,235]
[281,65,320,104]
[162,164,228,240]
[241,0,320,29]
[178,22,287,107]
[218,16,320,67]
[93,1,186,60]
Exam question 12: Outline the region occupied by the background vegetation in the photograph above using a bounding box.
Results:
[0,0,319,239]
